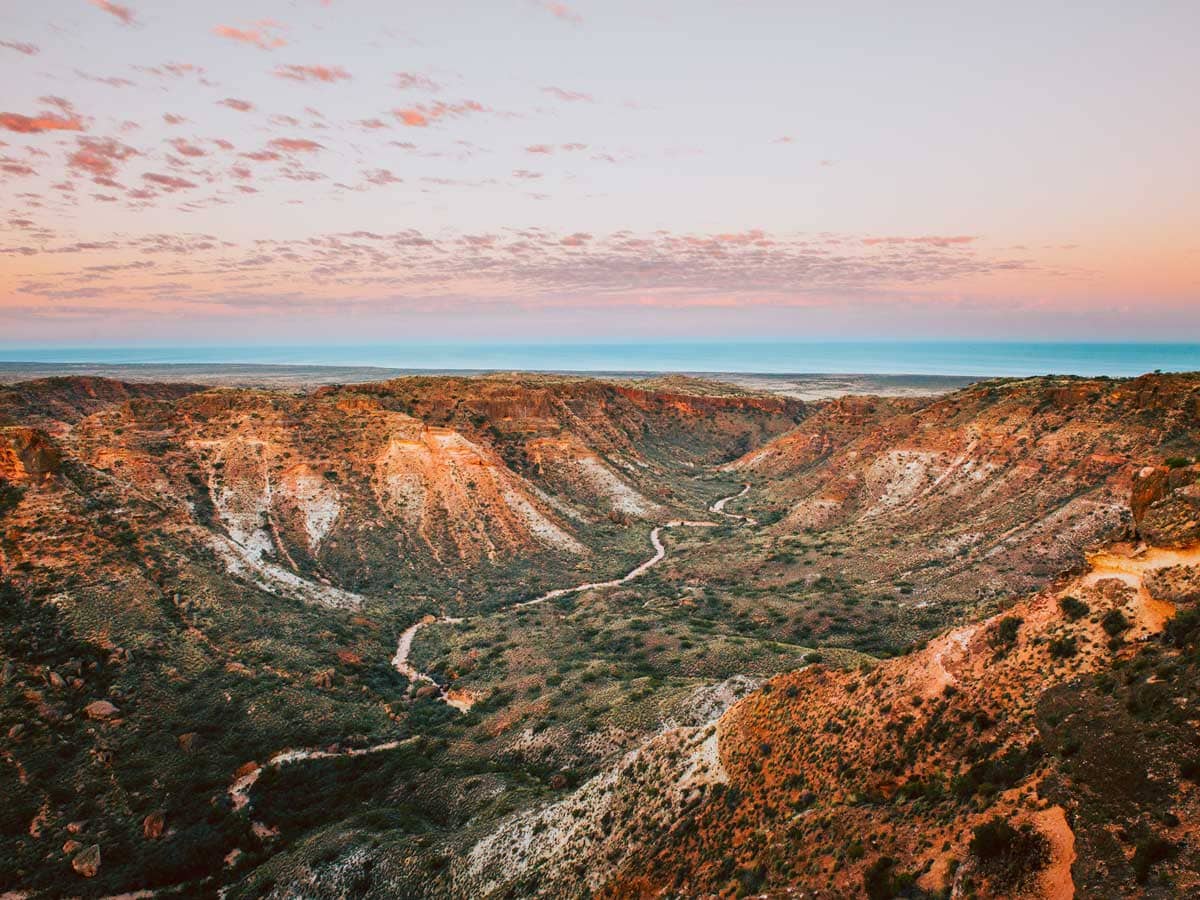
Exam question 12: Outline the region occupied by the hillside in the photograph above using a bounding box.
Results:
[586,469,1200,898]
[680,374,1200,656]
[1,372,1198,898]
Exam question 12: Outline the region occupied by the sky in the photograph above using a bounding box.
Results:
[1,0,1198,345]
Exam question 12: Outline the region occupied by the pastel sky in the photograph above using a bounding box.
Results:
[1,0,1198,344]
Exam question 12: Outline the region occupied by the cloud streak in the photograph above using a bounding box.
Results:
[88,0,136,26]
[273,64,351,83]
[541,85,593,103]
[1,41,39,55]
[393,100,486,127]
[213,23,287,51]
[2,226,1027,326]
[0,99,87,134]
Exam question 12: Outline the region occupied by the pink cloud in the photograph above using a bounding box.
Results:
[168,138,207,158]
[0,99,87,134]
[68,136,138,180]
[76,71,137,88]
[392,100,486,128]
[395,72,440,91]
[267,137,323,153]
[395,109,428,127]
[358,118,389,130]
[1,158,36,177]
[218,98,254,112]
[525,144,553,154]
[273,64,351,83]
[1,41,39,56]
[163,113,187,125]
[364,168,402,185]
[512,169,543,180]
[88,0,136,25]
[541,85,593,103]
[142,172,197,191]
[135,63,211,83]
[861,235,977,247]
[213,24,286,51]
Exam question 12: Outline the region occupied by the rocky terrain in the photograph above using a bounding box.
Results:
[1,371,1198,898]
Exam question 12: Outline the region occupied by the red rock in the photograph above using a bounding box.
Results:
[84,700,119,720]
[143,811,165,840]
[235,761,259,778]
[71,844,100,877]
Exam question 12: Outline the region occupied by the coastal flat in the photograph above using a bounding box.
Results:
[0,362,978,400]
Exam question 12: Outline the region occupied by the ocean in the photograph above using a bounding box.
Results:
[0,342,1198,378]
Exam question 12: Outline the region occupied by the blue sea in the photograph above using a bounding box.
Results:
[1,342,1198,378]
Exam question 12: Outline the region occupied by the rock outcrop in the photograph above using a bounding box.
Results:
[1140,482,1200,548]
[71,844,100,878]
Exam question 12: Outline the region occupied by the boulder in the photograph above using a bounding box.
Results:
[234,761,259,779]
[415,684,440,700]
[62,839,82,855]
[84,700,119,720]
[71,844,100,878]
[1145,564,1200,604]
[0,427,61,483]
[1140,483,1200,547]
[177,732,200,752]
[142,811,165,840]
[1130,466,1170,526]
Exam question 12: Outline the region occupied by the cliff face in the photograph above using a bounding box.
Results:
[724,374,1200,617]
[0,377,203,432]
[0,428,61,483]
[2,374,800,598]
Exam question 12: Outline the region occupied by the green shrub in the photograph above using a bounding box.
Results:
[1166,607,1200,648]
[1048,636,1077,659]
[1132,834,1174,883]
[1101,609,1130,637]
[862,856,917,899]
[969,816,1050,886]
[1058,596,1089,621]
[991,616,1023,650]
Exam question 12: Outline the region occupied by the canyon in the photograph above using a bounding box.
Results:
[1,371,1199,897]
